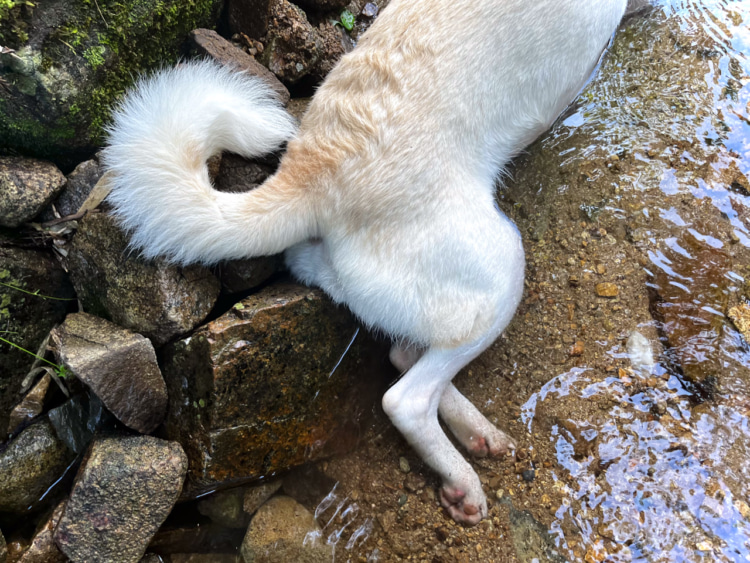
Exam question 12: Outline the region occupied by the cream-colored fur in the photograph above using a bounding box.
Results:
[104,0,628,525]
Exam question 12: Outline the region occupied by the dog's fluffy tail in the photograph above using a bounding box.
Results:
[102,60,312,265]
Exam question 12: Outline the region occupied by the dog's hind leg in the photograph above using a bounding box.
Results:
[438,384,515,458]
[381,339,498,525]
[389,344,514,459]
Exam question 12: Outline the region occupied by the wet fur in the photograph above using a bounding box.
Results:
[104,0,629,525]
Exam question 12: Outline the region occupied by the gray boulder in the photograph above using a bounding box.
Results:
[52,313,168,434]
[0,157,66,227]
[0,419,75,515]
[54,435,188,563]
[67,212,220,347]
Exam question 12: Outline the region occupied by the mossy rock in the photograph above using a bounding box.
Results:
[0,0,224,167]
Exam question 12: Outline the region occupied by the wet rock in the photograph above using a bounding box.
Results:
[15,501,67,563]
[52,313,167,434]
[198,487,251,529]
[189,29,290,105]
[47,394,108,455]
[0,529,6,563]
[0,419,75,515]
[67,213,220,347]
[45,159,103,220]
[501,500,566,563]
[244,481,283,516]
[139,555,163,563]
[7,373,51,436]
[0,246,74,434]
[0,157,66,227]
[0,0,223,164]
[259,0,346,83]
[240,496,332,563]
[54,435,188,563]
[162,283,391,496]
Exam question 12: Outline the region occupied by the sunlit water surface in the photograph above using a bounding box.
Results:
[517,1,750,561]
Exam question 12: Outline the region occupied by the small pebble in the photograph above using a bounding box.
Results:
[361,2,379,17]
[399,456,410,473]
[595,282,619,297]
[522,469,535,482]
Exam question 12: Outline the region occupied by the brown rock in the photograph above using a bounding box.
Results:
[595,282,619,297]
[260,0,323,83]
[7,373,51,436]
[0,157,66,227]
[0,419,75,515]
[52,313,168,434]
[162,283,392,496]
[16,501,67,563]
[219,256,282,294]
[67,212,220,347]
[189,29,290,105]
[54,435,188,563]
[240,496,332,562]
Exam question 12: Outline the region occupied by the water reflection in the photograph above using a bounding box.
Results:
[518,1,750,561]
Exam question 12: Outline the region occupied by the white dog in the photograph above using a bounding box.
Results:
[103,0,629,524]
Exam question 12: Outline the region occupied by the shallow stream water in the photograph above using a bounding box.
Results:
[509,1,750,560]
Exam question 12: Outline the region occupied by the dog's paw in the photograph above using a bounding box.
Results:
[439,482,487,526]
[457,422,515,459]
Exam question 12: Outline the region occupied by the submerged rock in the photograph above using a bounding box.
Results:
[0,528,6,563]
[198,487,251,529]
[243,481,283,517]
[0,157,66,227]
[0,0,223,164]
[647,230,730,385]
[240,496,332,563]
[15,501,67,563]
[0,419,75,515]
[0,245,74,435]
[52,313,167,434]
[54,435,187,563]
[162,283,392,496]
[67,213,220,347]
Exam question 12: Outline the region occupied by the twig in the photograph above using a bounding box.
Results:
[41,207,98,228]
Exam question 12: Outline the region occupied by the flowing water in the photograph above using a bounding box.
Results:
[507,1,750,561]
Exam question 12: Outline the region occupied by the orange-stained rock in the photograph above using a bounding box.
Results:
[161,283,393,497]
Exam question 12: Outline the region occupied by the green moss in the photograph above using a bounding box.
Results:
[1,0,223,161]
[0,0,33,44]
